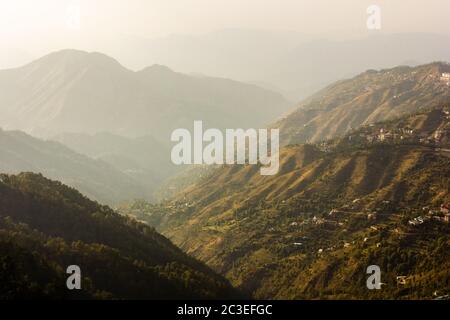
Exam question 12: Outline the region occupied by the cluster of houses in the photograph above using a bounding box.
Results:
[408,215,429,226]
[312,199,449,229]
[362,125,448,145]
[408,203,450,226]
[366,113,449,145]
[289,215,328,227]
[327,199,383,221]
[285,201,449,254]
[397,197,450,288]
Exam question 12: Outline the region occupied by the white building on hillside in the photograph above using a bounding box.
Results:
[441,72,450,85]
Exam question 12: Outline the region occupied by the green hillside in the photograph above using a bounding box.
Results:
[123,106,450,299]
[0,172,239,299]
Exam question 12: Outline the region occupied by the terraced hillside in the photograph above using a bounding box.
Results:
[123,106,450,299]
[275,62,450,146]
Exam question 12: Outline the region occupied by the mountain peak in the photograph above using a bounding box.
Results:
[139,64,174,74]
[27,49,126,71]
[424,61,450,74]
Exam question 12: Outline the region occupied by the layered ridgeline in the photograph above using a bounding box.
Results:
[154,62,450,199]
[0,172,239,299]
[0,49,289,201]
[0,129,152,205]
[113,31,450,100]
[0,49,289,140]
[123,105,450,299]
[275,62,450,146]
[53,132,176,199]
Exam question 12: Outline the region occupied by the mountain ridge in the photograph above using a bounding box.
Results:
[0,49,290,140]
[0,128,151,204]
[274,62,450,146]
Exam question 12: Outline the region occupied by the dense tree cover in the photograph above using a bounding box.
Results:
[0,173,240,299]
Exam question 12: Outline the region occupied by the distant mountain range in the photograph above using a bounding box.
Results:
[5,31,450,100]
[0,49,292,202]
[125,104,450,299]
[2,58,449,205]
[0,172,239,299]
[109,31,450,100]
[0,129,151,205]
[0,49,289,141]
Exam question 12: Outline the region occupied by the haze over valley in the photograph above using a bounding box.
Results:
[1,0,449,301]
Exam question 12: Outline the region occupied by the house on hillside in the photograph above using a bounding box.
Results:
[441,72,450,85]
[434,130,444,141]
[408,216,427,226]
[444,214,450,223]
[329,209,340,216]
[378,129,394,142]
[441,203,449,214]
[440,204,450,223]
[396,276,408,285]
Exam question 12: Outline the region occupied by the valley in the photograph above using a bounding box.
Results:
[1,50,449,300]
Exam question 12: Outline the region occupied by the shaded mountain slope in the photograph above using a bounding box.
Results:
[0,129,150,205]
[0,173,239,299]
[53,132,176,197]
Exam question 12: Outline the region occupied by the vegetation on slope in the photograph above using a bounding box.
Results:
[0,172,239,299]
[0,129,150,205]
[275,62,450,146]
[122,106,450,299]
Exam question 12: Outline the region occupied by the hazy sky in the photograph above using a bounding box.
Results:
[1,0,450,68]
